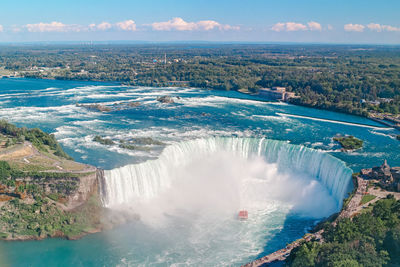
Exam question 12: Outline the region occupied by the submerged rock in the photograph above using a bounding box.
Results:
[157,96,175,104]
[128,101,141,107]
[76,103,112,112]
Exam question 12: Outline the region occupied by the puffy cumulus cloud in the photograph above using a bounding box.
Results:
[151,17,239,31]
[0,25,3,32]
[89,22,112,31]
[25,21,83,32]
[96,22,112,31]
[367,23,400,32]
[271,23,286,32]
[89,20,136,31]
[271,22,320,32]
[286,22,307,31]
[344,24,365,32]
[307,21,322,31]
[115,20,137,31]
[24,20,137,33]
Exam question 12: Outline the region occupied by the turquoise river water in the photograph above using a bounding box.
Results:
[0,78,399,266]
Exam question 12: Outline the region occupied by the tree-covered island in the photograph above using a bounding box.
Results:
[333,135,364,151]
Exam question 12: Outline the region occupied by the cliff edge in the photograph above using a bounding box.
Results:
[0,121,103,240]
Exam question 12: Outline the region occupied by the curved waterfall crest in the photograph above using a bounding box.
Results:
[101,137,353,209]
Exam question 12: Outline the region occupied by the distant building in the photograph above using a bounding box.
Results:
[168,81,189,86]
[361,160,400,191]
[258,87,298,101]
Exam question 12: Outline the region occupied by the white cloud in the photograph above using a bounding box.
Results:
[367,23,382,32]
[308,21,322,31]
[25,21,83,32]
[286,22,307,31]
[96,22,112,31]
[0,25,3,32]
[271,23,286,32]
[115,20,137,31]
[271,22,320,32]
[327,25,333,30]
[367,23,400,32]
[88,23,97,31]
[344,24,365,32]
[196,20,221,31]
[23,20,138,33]
[151,17,239,31]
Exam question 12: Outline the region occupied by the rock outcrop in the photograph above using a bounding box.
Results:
[65,168,100,210]
[157,96,175,104]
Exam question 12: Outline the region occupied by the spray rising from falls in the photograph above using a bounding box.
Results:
[101,137,353,212]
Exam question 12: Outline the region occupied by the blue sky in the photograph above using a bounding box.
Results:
[0,0,399,44]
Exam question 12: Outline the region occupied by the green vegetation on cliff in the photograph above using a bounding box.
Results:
[0,193,102,239]
[287,195,400,266]
[0,120,72,160]
[334,136,364,150]
[0,160,80,196]
[0,121,100,240]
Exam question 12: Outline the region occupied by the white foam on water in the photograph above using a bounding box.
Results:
[0,105,94,123]
[252,114,293,123]
[369,130,398,140]
[174,95,270,108]
[277,112,391,130]
[101,137,352,266]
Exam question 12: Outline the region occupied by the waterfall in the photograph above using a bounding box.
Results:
[101,137,353,209]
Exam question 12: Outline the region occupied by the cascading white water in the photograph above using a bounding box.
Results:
[102,137,353,210]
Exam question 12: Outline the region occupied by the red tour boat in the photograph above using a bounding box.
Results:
[238,210,248,220]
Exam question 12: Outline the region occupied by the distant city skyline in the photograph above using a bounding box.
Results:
[0,0,399,44]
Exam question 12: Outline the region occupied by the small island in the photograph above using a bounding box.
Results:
[93,135,165,151]
[76,101,141,113]
[333,135,363,151]
[93,135,114,145]
[157,95,175,104]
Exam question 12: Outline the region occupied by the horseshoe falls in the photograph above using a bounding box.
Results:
[97,137,353,265]
[102,137,352,211]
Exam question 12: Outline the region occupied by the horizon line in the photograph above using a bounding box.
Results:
[0,40,399,46]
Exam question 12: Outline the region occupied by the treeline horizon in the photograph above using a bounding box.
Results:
[1,44,399,116]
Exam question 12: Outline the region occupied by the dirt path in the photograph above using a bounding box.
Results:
[0,141,95,174]
[0,142,36,160]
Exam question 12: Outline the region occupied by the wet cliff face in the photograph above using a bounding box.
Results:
[65,169,100,210]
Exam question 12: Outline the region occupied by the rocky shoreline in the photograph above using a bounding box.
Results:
[243,167,400,266]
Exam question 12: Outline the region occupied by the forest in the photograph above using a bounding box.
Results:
[1,44,399,117]
[287,195,400,267]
